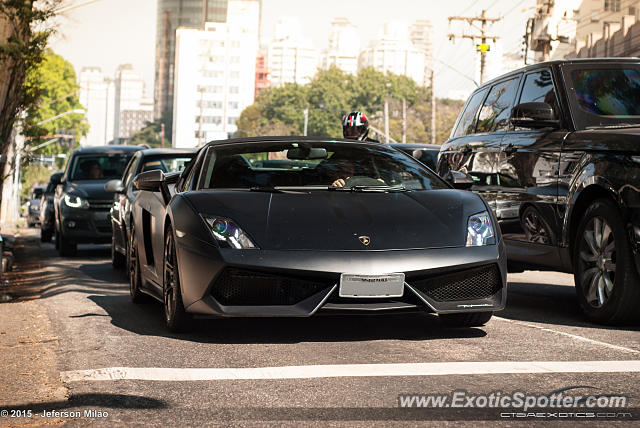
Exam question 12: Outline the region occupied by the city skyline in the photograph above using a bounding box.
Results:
[50,0,535,100]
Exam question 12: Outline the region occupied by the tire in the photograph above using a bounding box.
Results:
[128,225,148,304]
[40,228,52,243]
[58,230,76,257]
[521,205,555,245]
[111,234,125,269]
[163,228,191,332]
[573,198,640,325]
[439,312,493,327]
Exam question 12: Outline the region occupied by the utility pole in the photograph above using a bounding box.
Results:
[303,107,309,136]
[430,70,436,145]
[160,123,165,148]
[401,98,406,143]
[448,10,501,85]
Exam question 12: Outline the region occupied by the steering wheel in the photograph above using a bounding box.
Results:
[343,176,385,187]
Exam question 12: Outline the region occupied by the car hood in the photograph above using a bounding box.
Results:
[185,189,487,251]
[66,180,113,200]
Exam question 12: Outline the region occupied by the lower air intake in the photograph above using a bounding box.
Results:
[410,264,501,302]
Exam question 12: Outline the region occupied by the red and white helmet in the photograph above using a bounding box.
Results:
[342,111,369,140]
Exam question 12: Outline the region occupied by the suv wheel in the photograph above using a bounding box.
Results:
[574,199,640,324]
[58,230,76,257]
[111,234,125,269]
[439,312,493,327]
[163,229,191,332]
[129,226,147,303]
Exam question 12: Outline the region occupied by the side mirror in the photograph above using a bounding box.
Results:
[104,179,125,194]
[133,170,179,204]
[510,102,560,129]
[445,170,475,190]
[50,172,63,186]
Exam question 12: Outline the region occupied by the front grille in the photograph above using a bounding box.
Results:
[88,199,112,210]
[211,268,334,306]
[409,264,501,302]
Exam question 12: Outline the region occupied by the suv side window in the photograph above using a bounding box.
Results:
[476,76,520,133]
[451,88,488,138]
[518,69,558,115]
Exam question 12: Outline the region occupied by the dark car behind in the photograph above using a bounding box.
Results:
[437,58,640,325]
[106,148,195,270]
[27,186,45,227]
[54,145,142,256]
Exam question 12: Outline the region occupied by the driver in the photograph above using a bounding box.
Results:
[342,111,379,143]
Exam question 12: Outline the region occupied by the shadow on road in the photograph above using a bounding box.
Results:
[501,281,640,331]
[1,393,167,412]
[88,294,487,344]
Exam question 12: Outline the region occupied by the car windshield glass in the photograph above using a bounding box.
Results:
[141,156,193,173]
[69,153,134,181]
[201,142,448,191]
[563,65,640,129]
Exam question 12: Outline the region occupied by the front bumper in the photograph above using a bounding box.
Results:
[59,203,112,244]
[177,232,507,318]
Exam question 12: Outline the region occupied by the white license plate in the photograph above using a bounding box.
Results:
[339,273,405,298]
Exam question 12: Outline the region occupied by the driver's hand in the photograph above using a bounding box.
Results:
[332,178,347,187]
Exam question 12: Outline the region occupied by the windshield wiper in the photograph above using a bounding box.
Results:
[585,123,640,130]
[249,186,308,194]
[329,184,407,192]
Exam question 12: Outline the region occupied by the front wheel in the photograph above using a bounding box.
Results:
[574,199,640,325]
[40,228,52,243]
[111,233,125,269]
[129,225,148,304]
[439,312,493,327]
[163,229,191,332]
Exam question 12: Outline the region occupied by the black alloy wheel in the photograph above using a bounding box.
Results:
[574,199,640,324]
[111,233,125,269]
[163,229,191,332]
[521,206,554,245]
[128,225,147,303]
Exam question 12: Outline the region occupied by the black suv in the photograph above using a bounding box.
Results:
[54,145,142,256]
[437,58,640,325]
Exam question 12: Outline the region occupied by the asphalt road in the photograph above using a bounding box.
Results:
[3,233,640,426]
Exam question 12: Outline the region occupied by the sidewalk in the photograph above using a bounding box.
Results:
[0,229,67,409]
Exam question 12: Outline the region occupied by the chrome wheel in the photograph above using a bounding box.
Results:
[578,216,616,308]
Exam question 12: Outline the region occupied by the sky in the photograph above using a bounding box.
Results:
[50,0,536,100]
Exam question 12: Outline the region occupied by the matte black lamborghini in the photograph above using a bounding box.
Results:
[129,137,507,332]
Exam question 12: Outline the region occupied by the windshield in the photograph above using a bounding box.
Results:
[69,153,135,181]
[141,156,194,174]
[200,142,448,191]
[563,65,640,129]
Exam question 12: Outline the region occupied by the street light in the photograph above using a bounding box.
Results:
[36,108,85,126]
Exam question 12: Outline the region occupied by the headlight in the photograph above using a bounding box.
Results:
[63,194,89,209]
[466,211,495,246]
[203,215,257,249]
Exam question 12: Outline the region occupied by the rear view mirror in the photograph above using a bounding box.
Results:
[104,179,124,194]
[510,102,560,129]
[133,170,180,204]
[445,170,475,190]
[287,147,328,160]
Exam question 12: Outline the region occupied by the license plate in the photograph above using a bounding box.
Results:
[339,273,405,298]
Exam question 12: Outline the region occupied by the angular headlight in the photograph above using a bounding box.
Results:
[63,194,89,209]
[466,211,495,246]
[203,216,257,249]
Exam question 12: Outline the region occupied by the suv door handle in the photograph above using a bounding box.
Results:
[502,143,517,155]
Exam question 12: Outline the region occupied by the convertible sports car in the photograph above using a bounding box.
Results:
[129,137,507,332]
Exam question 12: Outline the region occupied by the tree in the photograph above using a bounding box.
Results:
[129,121,166,148]
[0,0,58,157]
[23,50,89,155]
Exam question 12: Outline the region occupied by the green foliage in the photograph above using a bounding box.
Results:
[0,0,59,155]
[22,50,88,155]
[129,121,168,148]
[237,67,465,144]
[20,164,52,200]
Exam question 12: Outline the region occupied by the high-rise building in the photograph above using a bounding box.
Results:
[79,67,110,147]
[113,64,153,143]
[255,53,270,99]
[172,0,260,148]
[358,22,429,86]
[321,17,360,74]
[154,0,230,125]
[267,17,318,86]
